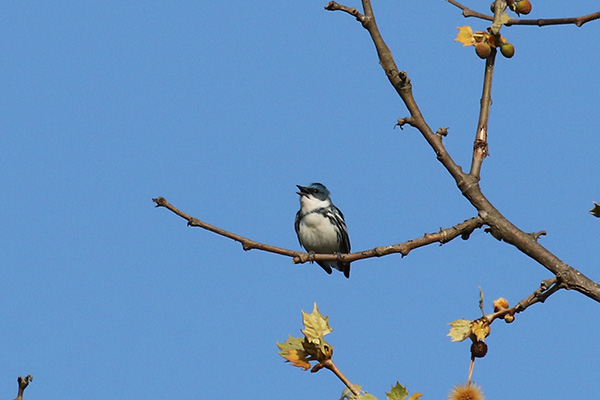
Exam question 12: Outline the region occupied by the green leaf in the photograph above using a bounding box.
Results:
[386,382,408,400]
[302,335,333,362]
[339,385,363,400]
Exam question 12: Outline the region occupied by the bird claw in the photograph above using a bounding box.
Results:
[307,250,316,263]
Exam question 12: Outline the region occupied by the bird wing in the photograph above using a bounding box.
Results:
[328,205,351,253]
[294,210,303,245]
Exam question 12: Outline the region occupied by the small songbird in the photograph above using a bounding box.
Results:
[295,183,351,278]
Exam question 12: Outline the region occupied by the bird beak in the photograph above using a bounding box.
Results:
[296,185,309,196]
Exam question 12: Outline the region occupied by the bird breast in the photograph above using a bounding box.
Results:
[298,212,339,254]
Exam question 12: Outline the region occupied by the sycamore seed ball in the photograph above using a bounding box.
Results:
[516,0,532,15]
[471,341,488,358]
[475,42,492,59]
[500,43,515,58]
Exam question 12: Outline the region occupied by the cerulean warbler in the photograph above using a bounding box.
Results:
[295,183,351,278]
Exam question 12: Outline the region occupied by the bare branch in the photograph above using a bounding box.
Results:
[14,375,33,400]
[153,196,298,257]
[446,0,600,27]
[469,44,495,179]
[325,1,600,303]
[153,197,484,266]
[324,1,365,24]
[514,277,563,312]
[445,0,492,21]
[485,277,564,324]
[321,359,360,396]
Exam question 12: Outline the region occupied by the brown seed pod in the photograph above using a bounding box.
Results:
[471,341,488,358]
[516,0,532,15]
[475,42,492,59]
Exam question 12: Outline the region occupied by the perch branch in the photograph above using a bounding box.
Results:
[446,0,600,27]
[153,197,483,265]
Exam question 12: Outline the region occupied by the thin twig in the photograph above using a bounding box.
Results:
[322,359,360,396]
[469,0,502,178]
[14,375,33,400]
[484,277,564,324]
[467,357,475,386]
[324,1,365,23]
[445,0,600,27]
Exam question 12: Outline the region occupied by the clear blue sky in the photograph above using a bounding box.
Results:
[3,2,599,399]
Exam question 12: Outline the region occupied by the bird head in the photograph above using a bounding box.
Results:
[296,183,331,202]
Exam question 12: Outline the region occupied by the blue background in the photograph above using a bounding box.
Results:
[3,1,599,399]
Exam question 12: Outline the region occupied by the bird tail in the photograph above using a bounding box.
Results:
[317,261,351,278]
[317,261,333,275]
[340,263,350,279]
[332,262,351,279]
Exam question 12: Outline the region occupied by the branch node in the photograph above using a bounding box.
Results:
[324,1,365,23]
[15,375,33,400]
[153,196,167,207]
[395,117,415,130]
[398,71,411,88]
[436,127,449,138]
[484,226,504,241]
[529,230,547,241]
[438,227,450,244]
[473,139,489,158]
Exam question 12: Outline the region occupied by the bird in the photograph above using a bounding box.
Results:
[294,183,351,278]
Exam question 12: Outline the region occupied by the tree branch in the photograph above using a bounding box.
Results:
[445,0,600,27]
[153,197,484,265]
[469,0,502,179]
[321,359,360,397]
[14,375,33,400]
[485,277,564,324]
[325,1,600,302]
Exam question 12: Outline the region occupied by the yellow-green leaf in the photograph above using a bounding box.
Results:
[359,395,379,400]
[302,336,333,362]
[499,12,512,25]
[302,302,333,344]
[277,335,311,370]
[447,319,472,342]
[490,12,511,34]
[471,319,490,342]
[386,382,408,400]
[340,385,366,400]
